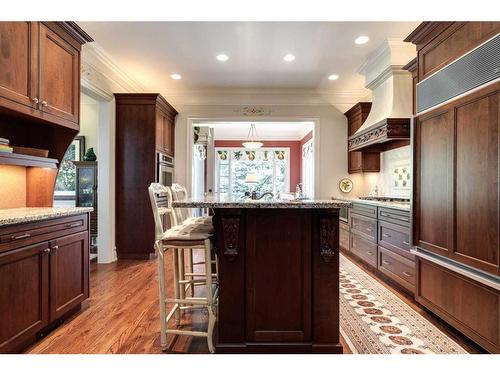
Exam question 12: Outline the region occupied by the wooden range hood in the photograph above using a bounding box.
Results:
[348,117,410,152]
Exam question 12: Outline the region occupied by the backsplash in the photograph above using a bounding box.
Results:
[376,145,411,198]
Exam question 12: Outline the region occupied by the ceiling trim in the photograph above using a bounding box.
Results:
[81,42,145,94]
[161,88,369,111]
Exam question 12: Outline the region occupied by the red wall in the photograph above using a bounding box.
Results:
[214,140,302,189]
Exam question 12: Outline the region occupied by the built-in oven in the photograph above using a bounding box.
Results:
[157,152,174,186]
[339,206,349,223]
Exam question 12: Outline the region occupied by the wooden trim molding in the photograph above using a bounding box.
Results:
[348,118,410,152]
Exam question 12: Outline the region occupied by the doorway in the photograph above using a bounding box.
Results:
[190,121,315,200]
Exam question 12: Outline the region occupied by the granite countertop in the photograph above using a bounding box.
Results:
[0,207,93,226]
[332,197,411,211]
[172,198,352,209]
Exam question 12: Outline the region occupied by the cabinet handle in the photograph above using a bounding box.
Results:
[367,251,373,255]
[402,271,412,277]
[381,212,409,222]
[11,233,31,240]
[66,222,81,228]
[31,97,39,107]
[40,100,48,108]
[383,233,391,238]
[366,228,373,232]
[52,245,59,251]
[403,241,410,245]
[43,248,51,253]
[383,260,391,265]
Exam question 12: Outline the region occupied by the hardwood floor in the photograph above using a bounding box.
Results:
[27,250,481,354]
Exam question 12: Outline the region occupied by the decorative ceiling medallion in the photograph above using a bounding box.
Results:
[234,106,272,116]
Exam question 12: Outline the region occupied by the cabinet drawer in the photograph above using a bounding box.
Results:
[378,220,412,260]
[352,203,377,218]
[378,246,415,292]
[0,214,88,253]
[378,207,410,227]
[351,213,377,242]
[340,227,350,251]
[351,234,377,267]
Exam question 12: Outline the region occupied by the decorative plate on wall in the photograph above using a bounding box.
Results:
[339,178,353,193]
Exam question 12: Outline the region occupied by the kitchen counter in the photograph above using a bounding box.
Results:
[172,198,351,209]
[184,199,343,353]
[332,196,410,211]
[0,207,93,226]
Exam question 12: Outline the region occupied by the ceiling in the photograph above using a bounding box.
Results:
[200,121,314,140]
[78,22,419,97]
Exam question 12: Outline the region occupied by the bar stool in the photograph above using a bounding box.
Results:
[171,183,215,299]
[148,183,218,353]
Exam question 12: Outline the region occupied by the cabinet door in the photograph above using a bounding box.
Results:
[49,231,89,321]
[163,114,174,156]
[155,111,164,152]
[39,23,80,125]
[413,108,454,256]
[0,22,38,110]
[0,242,49,353]
[454,85,499,275]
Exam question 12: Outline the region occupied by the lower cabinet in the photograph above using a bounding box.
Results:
[0,242,49,353]
[0,214,89,353]
[415,257,499,353]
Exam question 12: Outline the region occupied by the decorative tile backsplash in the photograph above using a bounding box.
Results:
[390,159,411,196]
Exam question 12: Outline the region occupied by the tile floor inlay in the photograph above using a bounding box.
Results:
[339,254,468,354]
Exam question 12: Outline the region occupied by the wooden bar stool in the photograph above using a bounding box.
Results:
[148,183,218,353]
[171,183,216,298]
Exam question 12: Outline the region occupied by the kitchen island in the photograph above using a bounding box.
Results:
[172,198,351,353]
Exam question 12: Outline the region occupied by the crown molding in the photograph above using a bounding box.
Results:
[160,87,369,113]
[81,42,145,95]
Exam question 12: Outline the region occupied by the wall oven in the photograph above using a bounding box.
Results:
[339,206,349,223]
[157,152,174,186]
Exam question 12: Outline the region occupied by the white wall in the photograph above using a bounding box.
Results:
[80,93,100,156]
[174,104,349,200]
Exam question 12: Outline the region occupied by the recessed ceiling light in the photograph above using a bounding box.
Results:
[170,73,182,80]
[216,53,229,62]
[328,74,339,81]
[283,54,296,62]
[354,36,370,45]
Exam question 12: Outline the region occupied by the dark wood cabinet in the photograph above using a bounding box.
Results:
[38,23,80,125]
[0,22,90,130]
[344,102,380,173]
[406,21,500,353]
[413,83,499,275]
[115,94,177,259]
[49,231,89,321]
[0,242,49,353]
[0,22,38,111]
[0,214,90,353]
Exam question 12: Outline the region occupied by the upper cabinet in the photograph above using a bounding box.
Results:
[344,102,380,174]
[0,22,92,130]
[156,99,176,156]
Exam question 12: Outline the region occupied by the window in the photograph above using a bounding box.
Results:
[302,139,314,199]
[215,148,290,200]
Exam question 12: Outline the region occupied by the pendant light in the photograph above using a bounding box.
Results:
[242,124,263,149]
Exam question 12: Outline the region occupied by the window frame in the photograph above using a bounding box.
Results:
[215,147,291,200]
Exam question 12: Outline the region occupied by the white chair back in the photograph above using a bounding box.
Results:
[171,183,192,223]
[148,183,176,241]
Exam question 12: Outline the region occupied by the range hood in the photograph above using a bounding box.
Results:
[349,40,416,152]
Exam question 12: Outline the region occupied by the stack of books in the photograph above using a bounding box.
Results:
[0,137,13,153]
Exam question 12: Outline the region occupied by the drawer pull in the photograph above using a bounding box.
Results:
[11,233,31,240]
[381,212,409,222]
[383,233,391,238]
[367,251,374,255]
[52,245,59,251]
[366,228,373,232]
[402,241,410,245]
[383,260,391,265]
[43,248,51,253]
[402,271,412,277]
[66,222,81,228]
